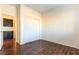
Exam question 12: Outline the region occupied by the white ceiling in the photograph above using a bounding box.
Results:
[27,4,59,13]
[26,4,77,13]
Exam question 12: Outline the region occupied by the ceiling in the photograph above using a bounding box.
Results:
[27,4,59,13]
[11,4,77,13]
[26,4,77,13]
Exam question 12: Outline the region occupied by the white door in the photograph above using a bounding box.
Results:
[0,9,3,50]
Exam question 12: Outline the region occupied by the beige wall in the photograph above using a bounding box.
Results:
[20,5,42,44]
[0,9,3,49]
[0,4,17,16]
[42,6,79,49]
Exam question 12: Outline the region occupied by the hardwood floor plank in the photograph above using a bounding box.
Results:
[0,40,79,55]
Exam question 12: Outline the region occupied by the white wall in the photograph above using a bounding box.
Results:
[0,9,3,49]
[42,6,79,49]
[20,5,42,44]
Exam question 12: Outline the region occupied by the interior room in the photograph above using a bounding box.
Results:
[0,4,79,55]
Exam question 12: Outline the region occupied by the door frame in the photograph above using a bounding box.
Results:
[2,14,17,49]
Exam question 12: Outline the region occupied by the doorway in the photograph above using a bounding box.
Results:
[3,31,14,48]
[2,15,17,50]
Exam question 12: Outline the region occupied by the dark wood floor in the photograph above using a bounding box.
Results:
[0,40,79,55]
[20,40,79,55]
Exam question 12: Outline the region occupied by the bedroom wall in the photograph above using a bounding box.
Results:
[20,5,42,44]
[42,5,79,49]
[0,9,3,49]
